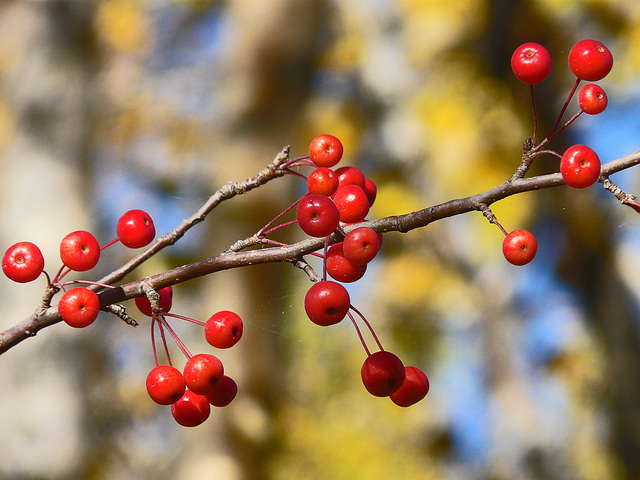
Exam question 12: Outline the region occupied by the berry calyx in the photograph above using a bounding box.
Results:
[325,242,367,283]
[183,353,224,395]
[568,39,613,81]
[204,310,243,349]
[59,230,101,272]
[390,366,430,407]
[146,365,186,405]
[502,229,538,266]
[578,83,608,115]
[58,287,101,328]
[135,286,173,317]
[2,241,45,283]
[510,42,552,85]
[117,209,156,248]
[333,185,370,224]
[304,280,350,326]
[296,194,340,238]
[205,375,238,407]
[307,167,340,196]
[560,144,601,189]
[309,134,343,168]
[171,389,211,427]
[343,227,381,265]
[361,350,406,397]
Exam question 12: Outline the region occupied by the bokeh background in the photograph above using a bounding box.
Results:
[2,0,640,479]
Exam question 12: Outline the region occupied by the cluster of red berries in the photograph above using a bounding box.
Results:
[294,135,429,407]
[502,39,614,266]
[140,287,243,427]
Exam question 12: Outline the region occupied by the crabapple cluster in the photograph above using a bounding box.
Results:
[501,39,614,265]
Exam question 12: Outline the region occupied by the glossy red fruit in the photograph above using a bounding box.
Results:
[304,280,350,326]
[146,365,186,405]
[171,389,211,427]
[326,242,367,283]
[204,310,243,349]
[58,287,101,328]
[502,229,538,266]
[361,351,406,397]
[117,209,155,248]
[309,134,343,168]
[135,286,173,316]
[334,166,366,191]
[205,375,238,407]
[2,241,45,283]
[343,227,381,265]
[390,366,430,407]
[307,167,340,196]
[568,39,613,81]
[59,230,100,272]
[183,353,224,395]
[333,185,370,224]
[578,84,608,115]
[510,42,552,85]
[363,178,377,206]
[296,194,340,238]
[560,144,601,188]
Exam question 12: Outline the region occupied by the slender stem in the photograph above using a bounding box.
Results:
[158,316,192,359]
[100,238,120,251]
[163,312,205,327]
[348,311,371,357]
[530,84,538,144]
[548,77,581,137]
[349,304,384,352]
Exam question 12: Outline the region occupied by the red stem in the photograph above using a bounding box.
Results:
[348,311,371,357]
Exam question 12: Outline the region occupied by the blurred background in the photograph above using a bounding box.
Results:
[1,0,640,479]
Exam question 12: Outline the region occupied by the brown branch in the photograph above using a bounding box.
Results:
[2,150,640,355]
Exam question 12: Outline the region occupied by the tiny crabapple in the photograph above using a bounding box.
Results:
[560,144,601,189]
[204,310,243,349]
[296,194,340,238]
[183,353,224,395]
[502,229,538,266]
[390,366,430,407]
[335,166,366,191]
[333,185,370,224]
[568,39,613,81]
[58,287,101,328]
[146,365,186,405]
[309,134,343,168]
[510,42,552,85]
[304,280,351,326]
[205,375,238,407]
[135,286,173,317]
[343,227,381,265]
[59,230,101,272]
[578,84,608,115]
[171,389,211,427]
[2,241,45,283]
[307,167,340,196]
[325,242,367,283]
[117,209,156,248]
[361,350,406,397]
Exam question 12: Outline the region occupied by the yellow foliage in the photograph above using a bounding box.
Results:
[95,1,151,54]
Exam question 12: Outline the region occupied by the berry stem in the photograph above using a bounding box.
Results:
[257,195,306,237]
[100,238,120,251]
[480,204,508,236]
[530,84,539,145]
[547,77,581,139]
[59,280,117,289]
[163,312,205,326]
[349,304,384,352]
[348,311,371,357]
[158,315,192,359]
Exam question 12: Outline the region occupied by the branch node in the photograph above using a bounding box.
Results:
[103,304,139,327]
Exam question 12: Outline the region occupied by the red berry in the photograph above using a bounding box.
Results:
[183,353,224,395]
[333,185,370,224]
[171,389,211,427]
[578,83,608,115]
[309,134,343,168]
[502,229,538,266]
[304,280,350,326]
[363,178,377,206]
[59,230,100,272]
[205,375,238,407]
[335,166,366,191]
[343,227,381,265]
[560,144,601,189]
[135,286,173,317]
[390,366,430,407]
[307,167,340,196]
[326,242,367,283]
[2,241,45,283]
[146,365,186,405]
[204,310,243,349]
[58,287,101,328]
[296,194,340,238]
[361,351,406,397]
[568,39,613,81]
[117,209,155,248]
[510,42,552,85]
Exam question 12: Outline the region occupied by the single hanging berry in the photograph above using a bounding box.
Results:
[309,134,343,168]
[204,310,243,349]
[171,389,211,427]
[59,230,101,271]
[146,365,186,405]
[390,366,430,407]
[361,350,406,397]
[58,287,101,328]
[117,209,156,248]
[560,144,601,189]
[502,229,538,266]
[568,39,613,81]
[2,241,45,283]
[510,42,552,85]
